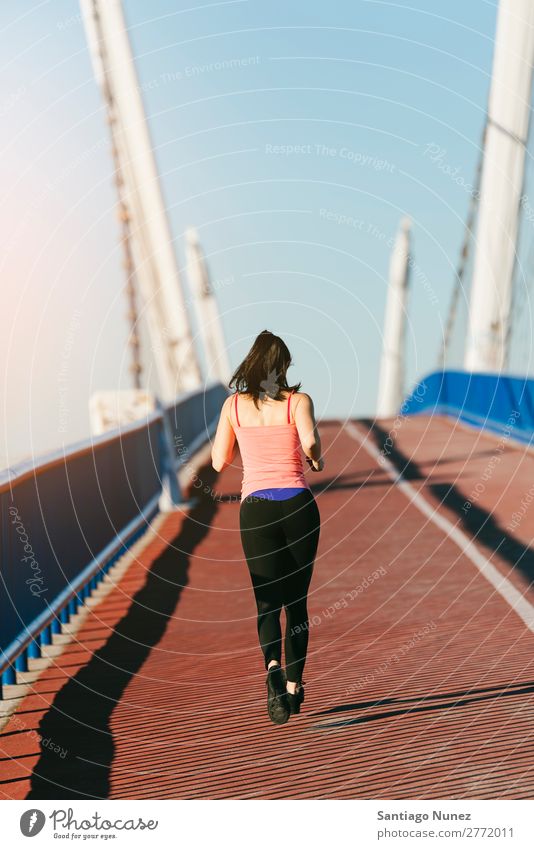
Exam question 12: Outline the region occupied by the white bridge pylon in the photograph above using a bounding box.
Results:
[185,227,231,385]
[376,216,412,418]
[465,0,534,373]
[80,0,202,401]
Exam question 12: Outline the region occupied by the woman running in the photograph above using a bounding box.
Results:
[211,330,323,725]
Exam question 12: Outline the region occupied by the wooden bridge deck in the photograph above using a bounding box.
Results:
[2,416,534,799]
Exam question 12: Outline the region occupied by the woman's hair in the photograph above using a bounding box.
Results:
[229,329,301,408]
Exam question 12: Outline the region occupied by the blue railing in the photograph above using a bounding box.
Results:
[0,381,228,695]
[402,370,534,445]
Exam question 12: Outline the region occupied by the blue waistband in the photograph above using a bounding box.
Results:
[247,487,308,501]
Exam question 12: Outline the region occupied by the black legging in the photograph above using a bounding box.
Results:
[239,488,321,682]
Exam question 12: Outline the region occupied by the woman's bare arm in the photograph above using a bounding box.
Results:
[211,396,237,472]
[294,393,324,471]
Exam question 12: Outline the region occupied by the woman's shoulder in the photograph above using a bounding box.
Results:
[292,391,314,415]
[221,393,236,414]
[291,390,312,403]
[228,388,311,403]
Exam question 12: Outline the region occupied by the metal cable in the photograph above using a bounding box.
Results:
[438,123,486,369]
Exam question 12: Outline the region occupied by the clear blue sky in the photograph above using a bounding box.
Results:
[0,0,500,464]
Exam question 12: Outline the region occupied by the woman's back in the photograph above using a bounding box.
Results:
[233,390,298,426]
[231,390,310,500]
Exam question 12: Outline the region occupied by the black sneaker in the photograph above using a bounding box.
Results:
[287,683,305,715]
[266,665,290,725]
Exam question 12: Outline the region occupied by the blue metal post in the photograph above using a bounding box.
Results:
[27,639,41,659]
[1,665,16,686]
[1,663,16,699]
[40,624,53,645]
[14,649,28,673]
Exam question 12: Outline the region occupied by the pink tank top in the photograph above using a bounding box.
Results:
[231,391,310,502]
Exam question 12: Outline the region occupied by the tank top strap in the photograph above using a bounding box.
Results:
[287,389,295,424]
[234,391,240,427]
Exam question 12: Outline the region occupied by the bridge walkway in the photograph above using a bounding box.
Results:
[2,417,534,799]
